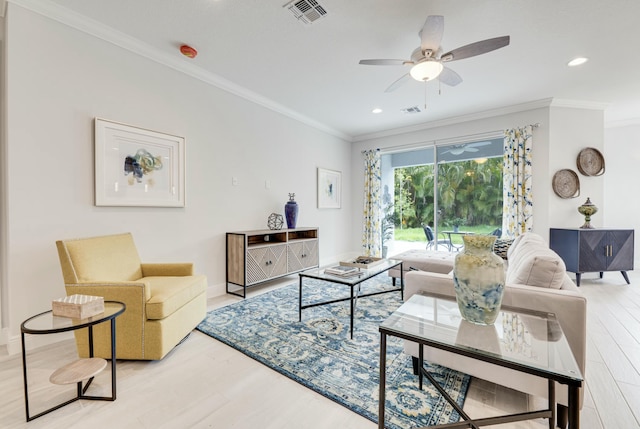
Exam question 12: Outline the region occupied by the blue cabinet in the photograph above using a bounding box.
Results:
[549,228,634,286]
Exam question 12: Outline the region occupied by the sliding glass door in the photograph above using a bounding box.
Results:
[381,138,503,253]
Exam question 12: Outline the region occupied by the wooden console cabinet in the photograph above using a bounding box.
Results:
[226,227,319,297]
[549,228,634,286]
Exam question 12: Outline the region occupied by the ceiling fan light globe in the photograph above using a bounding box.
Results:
[409,61,444,81]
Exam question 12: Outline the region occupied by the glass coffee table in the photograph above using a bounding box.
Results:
[299,259,403,339]
[378,292,583,428]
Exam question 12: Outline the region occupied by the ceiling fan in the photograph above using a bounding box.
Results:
[441,141,491,156]
[359,15,510,92]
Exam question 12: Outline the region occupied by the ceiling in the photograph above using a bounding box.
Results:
[38,0,640,140]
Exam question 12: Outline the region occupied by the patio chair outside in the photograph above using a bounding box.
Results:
[422,224,453,251]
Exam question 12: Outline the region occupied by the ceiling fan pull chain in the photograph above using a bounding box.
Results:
[424,80,428,109]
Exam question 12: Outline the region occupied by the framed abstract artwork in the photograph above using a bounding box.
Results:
[94,118,185,207]
[317,167,341,209]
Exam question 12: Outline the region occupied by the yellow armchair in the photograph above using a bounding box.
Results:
[56,233,207,360]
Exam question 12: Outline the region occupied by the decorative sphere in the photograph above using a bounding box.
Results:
[267,213,284,230]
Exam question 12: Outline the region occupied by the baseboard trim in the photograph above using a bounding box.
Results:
[3,330,73,356]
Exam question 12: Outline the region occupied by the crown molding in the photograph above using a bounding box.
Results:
[352,98,555,143]
[605,117,640,129]
[7,0,351,141]
[549,98,610,110]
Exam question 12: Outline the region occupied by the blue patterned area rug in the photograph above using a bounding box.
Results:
[197,278,470,429]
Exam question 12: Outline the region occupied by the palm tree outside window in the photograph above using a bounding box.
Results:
[380,138,504,252]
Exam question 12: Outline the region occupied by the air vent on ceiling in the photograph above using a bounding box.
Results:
[401,106,422,114]
[284,0,328,24]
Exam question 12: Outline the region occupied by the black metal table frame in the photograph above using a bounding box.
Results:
[299,261,403,339]
[20,301,126,422]
[379,321,582,429]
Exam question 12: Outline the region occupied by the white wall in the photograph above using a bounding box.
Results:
[0,5,353,346]
[604,123,640,238]
[547,106,605,231]
[0,14,7,343]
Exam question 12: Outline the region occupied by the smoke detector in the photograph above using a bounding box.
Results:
[284,0,328,24]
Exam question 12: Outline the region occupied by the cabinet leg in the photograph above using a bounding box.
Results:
[621,271,631,284]
[575,273,581,287]
[599,272,604,279]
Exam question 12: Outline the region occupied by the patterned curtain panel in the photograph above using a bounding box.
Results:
[362,149,382,257]
[502,125,533,237]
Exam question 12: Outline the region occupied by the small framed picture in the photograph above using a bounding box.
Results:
[317,168,341,209]
[94,118,185,207]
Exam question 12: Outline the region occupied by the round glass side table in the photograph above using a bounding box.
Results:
[20,301,126,421]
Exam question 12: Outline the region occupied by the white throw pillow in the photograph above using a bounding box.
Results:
[507,255,567,289]
[506,232,544,261]
[499,232,569,289]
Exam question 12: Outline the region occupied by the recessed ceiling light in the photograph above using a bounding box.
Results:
[372,108,383,114]
[568,57,588,67]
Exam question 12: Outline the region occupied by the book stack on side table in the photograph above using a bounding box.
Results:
[324,265,364,278]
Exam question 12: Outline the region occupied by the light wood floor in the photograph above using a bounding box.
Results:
[1,270,639,429]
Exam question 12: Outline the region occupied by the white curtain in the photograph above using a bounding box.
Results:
[362,149,382,257]
[502,126,533,237]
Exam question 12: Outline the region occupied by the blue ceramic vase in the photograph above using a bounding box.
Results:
[452,235,506,325]
[284,193,298,229]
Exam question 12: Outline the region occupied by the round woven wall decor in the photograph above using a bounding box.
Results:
[552,169,580,199]
[576,147,605,176]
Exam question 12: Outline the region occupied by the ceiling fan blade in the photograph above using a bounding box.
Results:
[359,59,410,66]
[438,67,463,86]
[419,15,444,57]
[440,36,510,62]
[446,144,479,155]
[446,148,464,155]
[468,141,491,147]
[384,73,411,93]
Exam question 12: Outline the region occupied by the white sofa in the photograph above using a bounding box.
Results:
[402,232,587,418]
